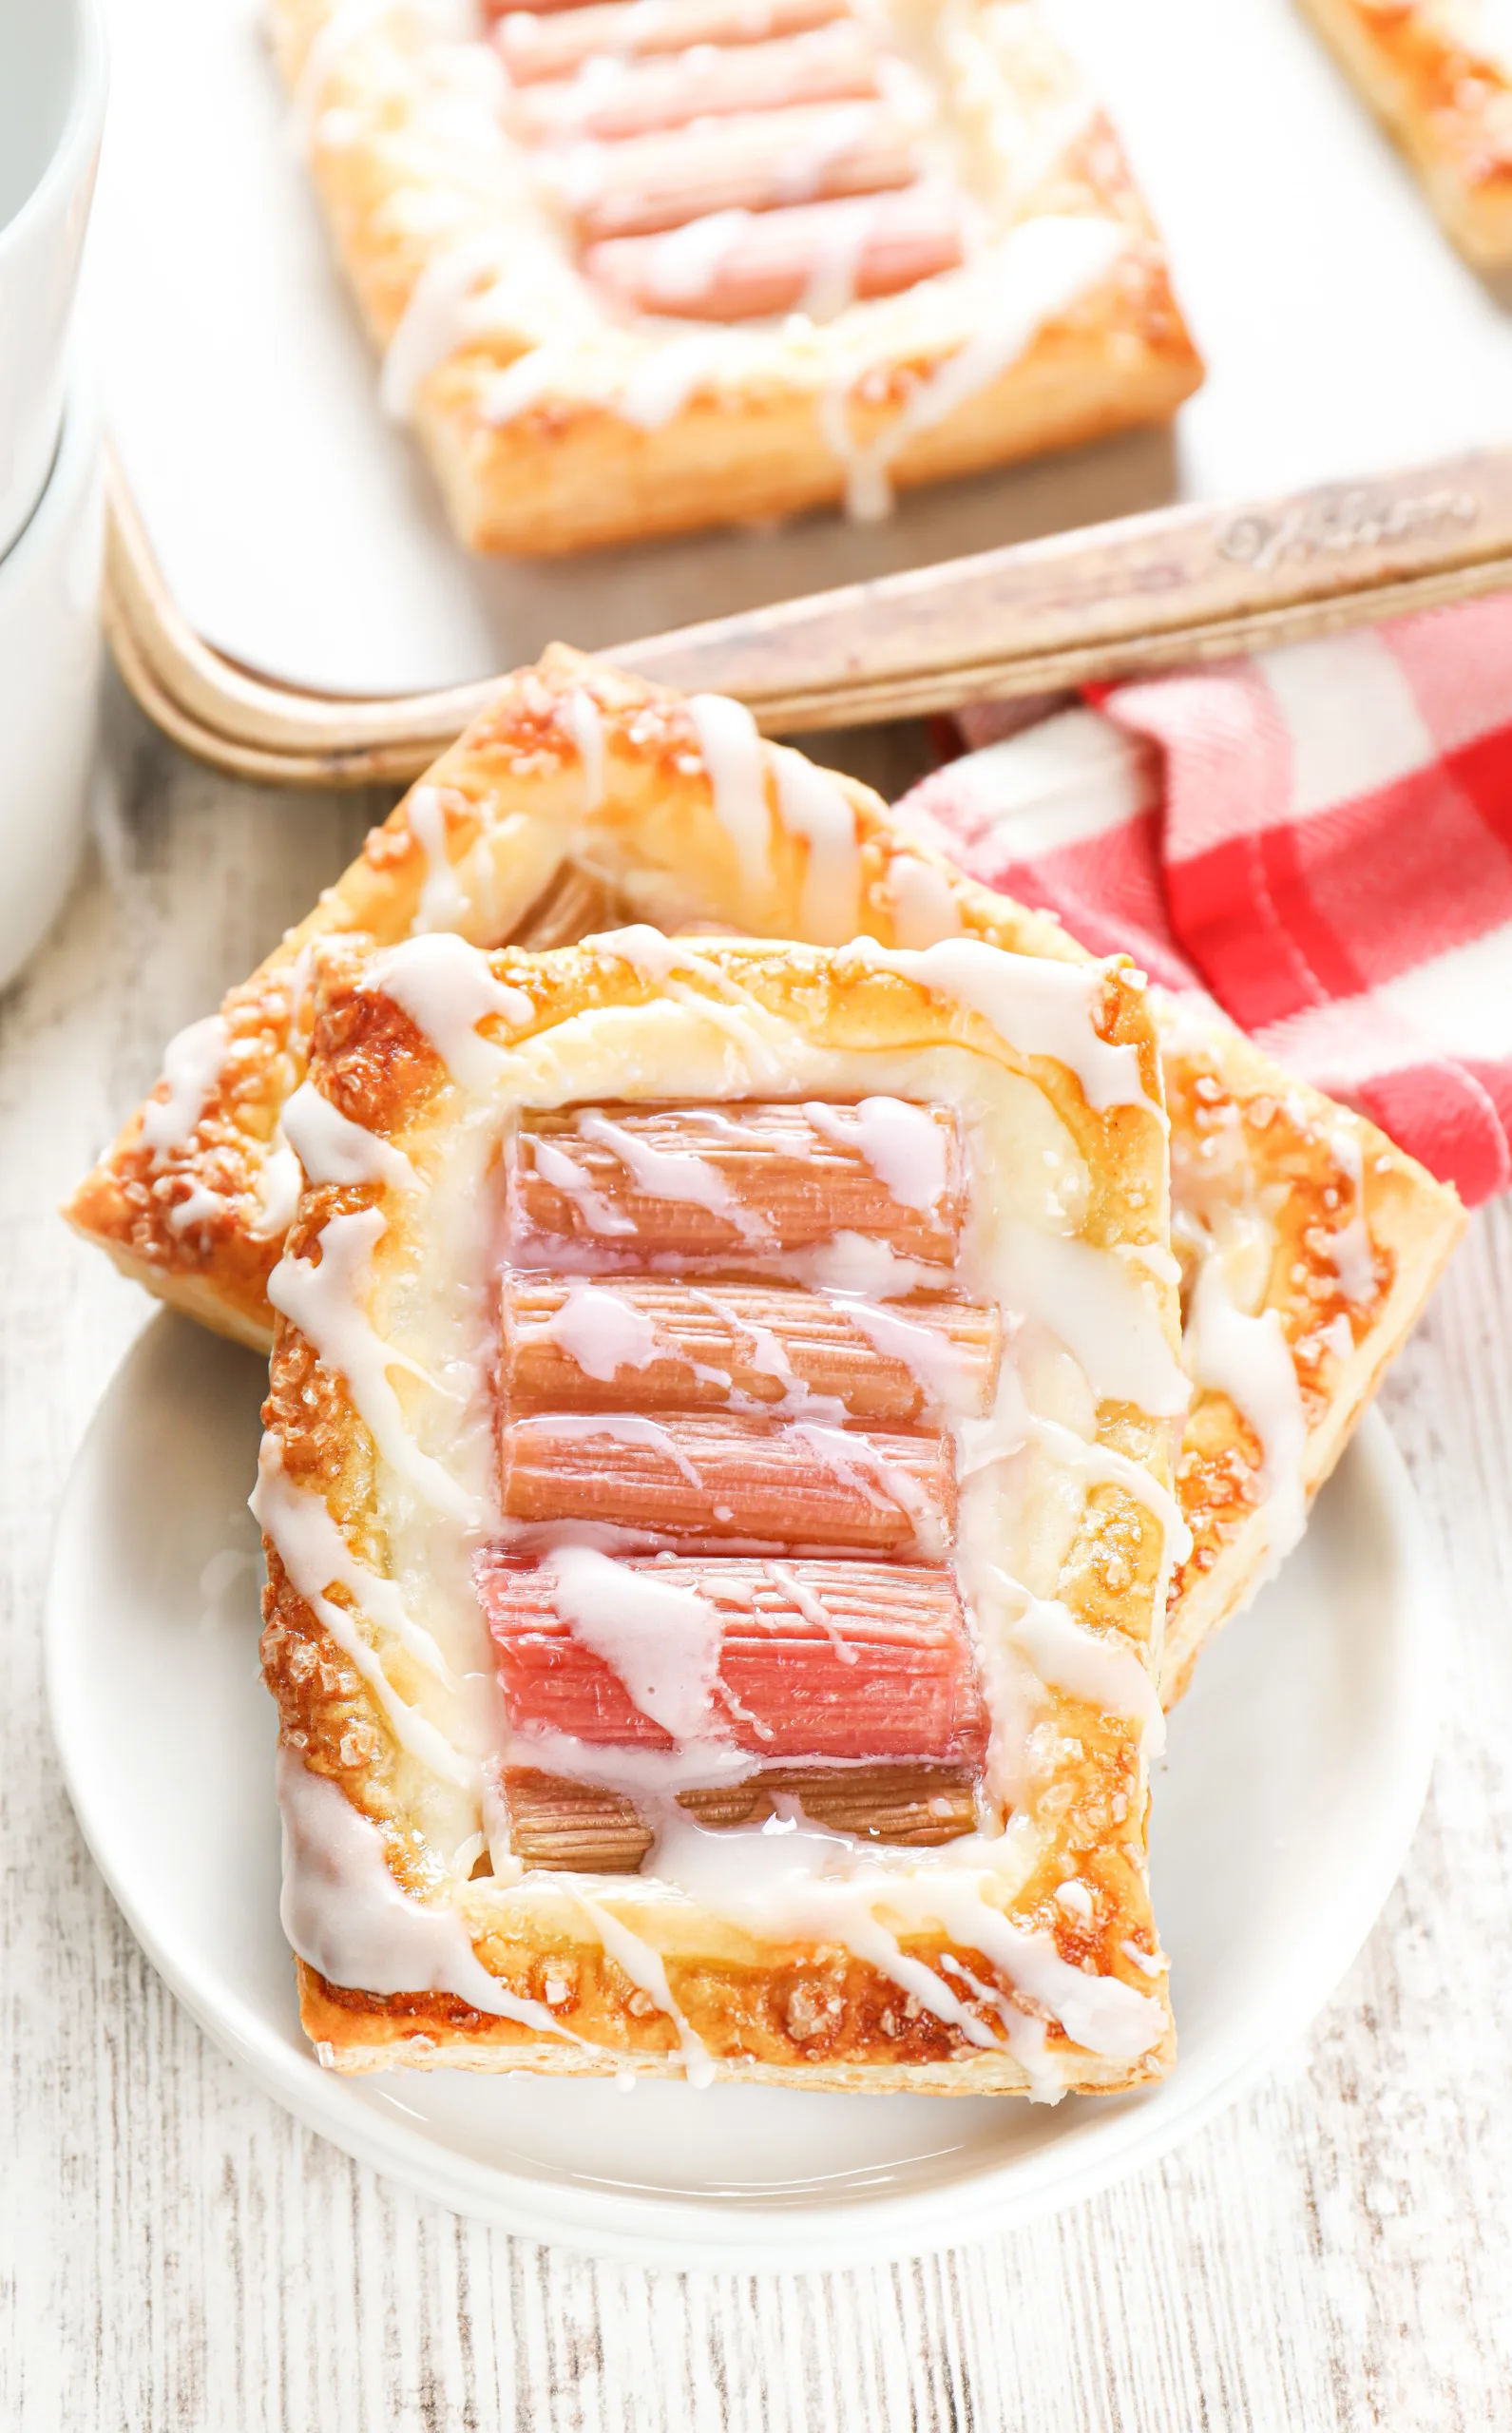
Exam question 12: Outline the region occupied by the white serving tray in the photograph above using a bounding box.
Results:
[92,0,1512,699]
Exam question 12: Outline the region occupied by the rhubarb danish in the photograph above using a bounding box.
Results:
[1298,0,1512,265]
[258,927,1183,2089]
[268,0,1203,548]
[66,649,1463,1705]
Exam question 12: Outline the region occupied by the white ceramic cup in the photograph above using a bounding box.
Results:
[0,379,104,992]
[0,0,107,562]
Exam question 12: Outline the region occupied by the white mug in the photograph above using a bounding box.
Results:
[0,0,107,561]
[0,381,103,993]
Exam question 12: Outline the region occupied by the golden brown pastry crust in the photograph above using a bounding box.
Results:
[65,648,1083,1347]
[1156,1011,1463,1699]
[1299,0,1512,263]
[261,931,1180,2087]
[267,0,1203,550]
[292,1960,1156,2087]
[66,646,1464,1700]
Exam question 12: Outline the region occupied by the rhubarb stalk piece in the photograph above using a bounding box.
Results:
[478,1552,987,1763]
[513,22,882,143]
[498,1410,956,1553]
[491,0,853,86]
[507,1100,961,1268]
[546,102,917,243]
[586,187,965,322]
[501,1275,1000,1423]
[495,1761,981,1870]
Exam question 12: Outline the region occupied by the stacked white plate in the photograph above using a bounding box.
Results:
[48,1313,1440,2265]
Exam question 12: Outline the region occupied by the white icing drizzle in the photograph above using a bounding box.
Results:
[684,1284,837,1418]
[567,686,607,812]
[406,786,472,934]
[786,1419,946,1557]
[688,693,774,893]
[138,1015,230,1161]
[278,1752,586,2041]
[502,1723,756,1797]
[1004,1583,1165,1752]
[280,1080,421,1195]
[513,1410,707,1488]
[1188,1254,1308,1571]
[477,341,573,427]
[843,1297,984,1414]
[798,194,879,322]
[545,1544,727,1742]
[639,207,753,309]
[1001,87,1101,212]
[1116,1237,1183,1292]
[824,215,1128,522]
[883,852,962,948]
[250,1134,305,1240]
[651,1808,998,2054]
[574,1892,717,2086]
[647,1808,1165,2063]
[254,1444,470,1790]
[1327,1122,1376,1308]
[268,1210,482,1525]
[532,1282,661,1379]
[763,1560,858,1667]
[553,139,610,211]
[938,1949,1062,2102]
[575,1109,765,1240]
[650,983,792,1089]
[771,746,861,941]
[380,231,511,422]
[373,934,533,1092]
[588,923,709,983]
[789,1232,939,1300]
[1027,1412,1194,1570]
[800,1095,948,1214]
[166,1181,228,1238]
[531,1137,638,1237]
[778,99,879,201]
[587,926,792,1087]
[254,1435,454,1688]
[897,1862,1164,2059]
[996,1218,1190,1417]
[1120,1937,1166,1978]
[834,936,1158,1117]
[545,1547,730,1741]
[291,0,389,139]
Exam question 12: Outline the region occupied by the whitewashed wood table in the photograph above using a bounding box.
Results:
[4,680,1510,2432]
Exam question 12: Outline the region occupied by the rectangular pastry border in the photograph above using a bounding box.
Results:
[259,929,1182,2091]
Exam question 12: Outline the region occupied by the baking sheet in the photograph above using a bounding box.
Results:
[92,0,1512,698]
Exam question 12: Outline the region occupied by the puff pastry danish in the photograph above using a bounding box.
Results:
[1299,0,1512,263]
[259,926,1182,2088]
[66,648,1463,1701]
[269,0,1202,548]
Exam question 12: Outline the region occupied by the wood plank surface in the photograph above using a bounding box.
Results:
[1,686,1507,2430]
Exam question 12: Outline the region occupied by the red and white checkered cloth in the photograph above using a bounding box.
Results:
[895,594,1512,1205]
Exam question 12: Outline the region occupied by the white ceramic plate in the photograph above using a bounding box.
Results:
[48,1312,1441,2269]
[91,0,1512,696]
